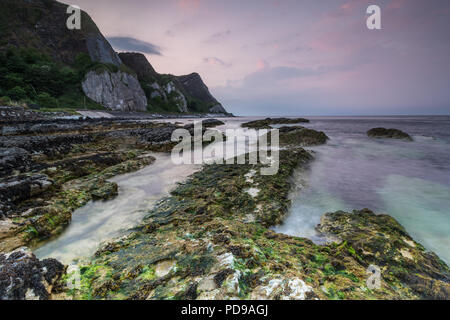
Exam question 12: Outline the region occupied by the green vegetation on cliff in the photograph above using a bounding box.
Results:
[0,47,104,109]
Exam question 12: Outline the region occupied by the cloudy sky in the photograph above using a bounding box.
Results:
[63,0,450,116]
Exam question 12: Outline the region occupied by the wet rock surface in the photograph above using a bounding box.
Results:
[367,128,413,141]
[0,247,64,300]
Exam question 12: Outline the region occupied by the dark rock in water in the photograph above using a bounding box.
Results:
[0,148,31,178]
[367,128,413,141]
[201,119,225,128]
[0,247,64,300]
[242,117,310,129]
[278,126,329,146]
[184,119,225,129]
[316,209,450,300]
[90,181,119,201]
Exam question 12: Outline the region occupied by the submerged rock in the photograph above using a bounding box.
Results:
[242,118,310,129]
[367,128,413,141]
[0,247,64,300]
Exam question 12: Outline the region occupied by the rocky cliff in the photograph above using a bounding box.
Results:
[119,52,228,114]
[0,0,227,114]
[0,0,146,112]
[82,70,147,112]
[0,0,120,66]
[178,73,227,113]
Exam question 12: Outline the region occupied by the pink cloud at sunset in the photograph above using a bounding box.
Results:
[61,0,450,115]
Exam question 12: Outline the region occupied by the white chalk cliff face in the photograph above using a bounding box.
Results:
[165,82,188,112]
[82,70,147,112]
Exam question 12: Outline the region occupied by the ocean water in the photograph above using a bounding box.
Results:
[273,116,450,265]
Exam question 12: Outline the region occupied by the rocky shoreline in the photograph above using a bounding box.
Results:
[0,115,449,300]
[0,110,226,253]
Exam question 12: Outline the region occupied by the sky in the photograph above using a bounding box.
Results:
[62,0,450,116]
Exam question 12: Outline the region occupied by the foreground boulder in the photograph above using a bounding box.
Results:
[242,117,310,129]
[0,247,64,300]
[367,128,413,141]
